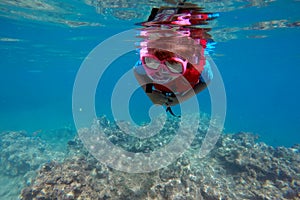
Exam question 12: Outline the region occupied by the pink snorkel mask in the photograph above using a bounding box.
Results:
[140,48,188,84]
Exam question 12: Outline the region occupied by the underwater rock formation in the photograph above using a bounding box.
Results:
[0,131,65,177]
[19,116,300,200]
[0,130,68,199]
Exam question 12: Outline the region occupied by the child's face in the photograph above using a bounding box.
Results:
[141,48,189,84]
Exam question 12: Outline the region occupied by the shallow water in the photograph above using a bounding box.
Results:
[0,0,299,199]
[1,0,299,146]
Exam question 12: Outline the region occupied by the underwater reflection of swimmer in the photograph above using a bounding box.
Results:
[134,3,217,116]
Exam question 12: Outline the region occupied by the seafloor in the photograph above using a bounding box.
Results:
[0,114,299,200]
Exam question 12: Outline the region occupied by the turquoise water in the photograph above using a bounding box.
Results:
[0,0,300,199]
[1,0,299,146]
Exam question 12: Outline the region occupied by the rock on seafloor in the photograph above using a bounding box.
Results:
[0,131,66,177]
[0,129,71,200]
[19,116,300,200]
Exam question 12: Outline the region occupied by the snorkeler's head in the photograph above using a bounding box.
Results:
[140,48,202,84]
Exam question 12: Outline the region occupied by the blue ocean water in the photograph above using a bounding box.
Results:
[0,0,299,149]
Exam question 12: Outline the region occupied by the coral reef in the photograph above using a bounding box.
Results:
[0,131,65,177]
[0,130,69,200]
[20,116,300,200]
